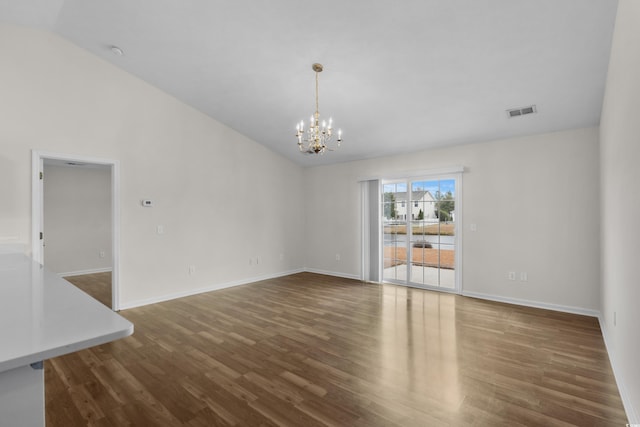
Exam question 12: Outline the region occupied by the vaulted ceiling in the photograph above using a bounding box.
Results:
[0,0,618,166]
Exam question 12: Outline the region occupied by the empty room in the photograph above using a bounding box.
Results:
[1,0,639,425]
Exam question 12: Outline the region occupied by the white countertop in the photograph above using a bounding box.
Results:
[0,253,133,373]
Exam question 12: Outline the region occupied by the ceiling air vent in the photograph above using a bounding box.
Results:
[507,105,537,118]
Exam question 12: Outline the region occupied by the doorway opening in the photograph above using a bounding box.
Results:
[31,151,121,310]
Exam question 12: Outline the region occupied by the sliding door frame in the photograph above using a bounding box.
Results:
[380,171,463,294]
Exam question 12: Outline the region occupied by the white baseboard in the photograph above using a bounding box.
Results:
[461,290,600,318]
[462,291,639,421]
[303,268,360,281]
[116,267,636,423]
[598,315,638,424]
[59,267,113,277]
[119,268,305,310]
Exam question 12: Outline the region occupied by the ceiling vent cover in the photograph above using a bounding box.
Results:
[507,105,537,118]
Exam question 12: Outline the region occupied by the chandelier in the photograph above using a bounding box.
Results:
[295,63,342,154]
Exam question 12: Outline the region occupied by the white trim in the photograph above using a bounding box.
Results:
[121,268,361,311]
[598,315,639,424]
[32,151,119,166]
[119,266,598,318]
[360,179,381,283]
[462,290,600,317]
[107,259,636,424]
[119,269,305,310]
[361,183,367,281]
[31,151,42,263]
[455,173,463,293]
[58,268,113,278]
[111,160,121,311]
[304,268,360,281]
[382,278,459,294]
[32,150,121,311]
[357,165,465,182]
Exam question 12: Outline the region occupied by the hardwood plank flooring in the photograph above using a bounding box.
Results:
[46,272,627,426]
[64,272,112,308]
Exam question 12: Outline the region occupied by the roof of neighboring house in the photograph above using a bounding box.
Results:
[388,191,434,203]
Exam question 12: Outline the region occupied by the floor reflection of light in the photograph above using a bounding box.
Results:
[382,265,456,288]
[378,285,462,414]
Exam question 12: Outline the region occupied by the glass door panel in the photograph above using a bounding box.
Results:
[382,182,407,282]
[437,183,455,289]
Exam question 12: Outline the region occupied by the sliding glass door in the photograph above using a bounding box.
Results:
[382,176,459,292]
[382,182,408,282]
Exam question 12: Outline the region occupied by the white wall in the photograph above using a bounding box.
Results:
[305,127,601,313]
[599,0,640,421]
[0,15,632,420]
[0,24,305,307]
[43,164,112,275]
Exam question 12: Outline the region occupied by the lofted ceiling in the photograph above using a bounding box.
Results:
[0,0,618,167]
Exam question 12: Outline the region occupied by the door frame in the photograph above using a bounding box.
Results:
[31,150,122,311]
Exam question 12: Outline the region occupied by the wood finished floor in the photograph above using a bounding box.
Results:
[48,272,627,426]
[64,272,112,308]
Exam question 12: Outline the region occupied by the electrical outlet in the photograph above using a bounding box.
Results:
[256,256,261,265]
[189,265,196,276]
[336,254,341,261]
[508,272,516,281]
[157,225,164,235]
[520,272,528,281]
[99,250,105,258]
